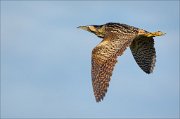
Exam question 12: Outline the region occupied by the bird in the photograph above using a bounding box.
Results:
[78,22,165,102]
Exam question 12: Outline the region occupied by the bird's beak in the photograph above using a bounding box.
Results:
[77,26,90,31]
[77,25,97,33]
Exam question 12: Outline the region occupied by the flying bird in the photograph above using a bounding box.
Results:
[78,22,165,102]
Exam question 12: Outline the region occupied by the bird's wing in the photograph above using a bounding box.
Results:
[130,36,156,74]
[92,34,135,102]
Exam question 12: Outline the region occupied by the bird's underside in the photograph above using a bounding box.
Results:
[78,23,165,102]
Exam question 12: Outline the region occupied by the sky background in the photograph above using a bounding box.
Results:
[1,1,179,118]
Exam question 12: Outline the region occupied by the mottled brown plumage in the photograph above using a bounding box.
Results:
[78,22,165,102]
[130,36,156,74]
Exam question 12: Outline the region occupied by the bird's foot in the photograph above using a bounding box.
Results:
[145,31,166,37]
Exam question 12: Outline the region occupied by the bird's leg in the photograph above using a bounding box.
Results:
[138,29,165,37]
[144,31,166,37]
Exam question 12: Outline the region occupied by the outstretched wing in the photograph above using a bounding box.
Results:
[92,34,135,102]
[130,36,156,74]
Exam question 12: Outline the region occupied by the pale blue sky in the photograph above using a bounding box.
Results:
[1,1,179,118]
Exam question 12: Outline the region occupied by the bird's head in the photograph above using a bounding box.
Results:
[78,25,105,38]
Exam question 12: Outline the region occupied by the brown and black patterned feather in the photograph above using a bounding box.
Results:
[78,22,165,102]
[130,36,156,74]
[92,33,136,102]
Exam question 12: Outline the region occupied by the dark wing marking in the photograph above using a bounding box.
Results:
[130,36,156,74]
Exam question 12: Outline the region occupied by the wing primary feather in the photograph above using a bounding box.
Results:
[130,37,156,74]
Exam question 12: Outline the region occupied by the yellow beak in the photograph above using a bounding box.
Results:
[77,26,89,31]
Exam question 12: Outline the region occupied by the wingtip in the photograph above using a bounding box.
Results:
[144,69,153,74]
[95,94,105,103]
[95,98,103,103]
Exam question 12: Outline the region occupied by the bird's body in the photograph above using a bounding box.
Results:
[78,23,165,102]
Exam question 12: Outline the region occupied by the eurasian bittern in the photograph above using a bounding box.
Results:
[78,22,165,102]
